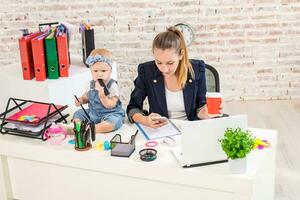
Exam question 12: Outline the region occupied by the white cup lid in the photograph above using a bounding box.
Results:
[206,92,222,98]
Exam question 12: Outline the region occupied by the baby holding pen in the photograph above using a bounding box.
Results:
[62,48,125,135]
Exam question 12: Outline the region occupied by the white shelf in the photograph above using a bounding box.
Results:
[0,57,117,112]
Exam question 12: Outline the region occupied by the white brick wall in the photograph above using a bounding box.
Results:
[0,0,299,104]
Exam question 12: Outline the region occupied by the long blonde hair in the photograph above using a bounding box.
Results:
[152,26,194,88]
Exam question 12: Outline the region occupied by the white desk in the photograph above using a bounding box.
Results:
[0,124,276,200]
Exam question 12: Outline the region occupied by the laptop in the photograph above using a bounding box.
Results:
[172,115,248,168]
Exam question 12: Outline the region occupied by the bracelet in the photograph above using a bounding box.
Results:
[139,148,157,162]
[145,141,158,148]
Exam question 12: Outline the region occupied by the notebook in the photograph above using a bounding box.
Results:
[135,118,180,140]
[172,115,248,168]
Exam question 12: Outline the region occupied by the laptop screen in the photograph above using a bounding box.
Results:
[181,115,248,167]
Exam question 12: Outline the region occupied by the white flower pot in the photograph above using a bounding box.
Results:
[228,158,247,174]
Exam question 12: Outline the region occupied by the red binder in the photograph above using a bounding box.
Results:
[56,33,70,77]
[18,32,43,80]
[31,33,49,81]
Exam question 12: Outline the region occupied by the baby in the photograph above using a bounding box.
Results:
[72,48,125,133]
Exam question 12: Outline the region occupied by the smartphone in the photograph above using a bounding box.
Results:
[150,116,168,123]
[98,79,110,96]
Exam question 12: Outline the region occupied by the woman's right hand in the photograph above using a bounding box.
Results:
[141,113,168,128]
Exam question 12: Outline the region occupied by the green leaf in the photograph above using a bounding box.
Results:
[219,127,254,159]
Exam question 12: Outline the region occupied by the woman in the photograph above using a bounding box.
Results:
[127,27,217,128]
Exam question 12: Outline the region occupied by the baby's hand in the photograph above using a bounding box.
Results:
[95,81,105,98]
[95,81,102,91]
[98,87,106,98]
[75,98,82,107]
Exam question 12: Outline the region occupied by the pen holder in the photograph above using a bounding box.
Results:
[73,121,95,151]
[110,131,138,157]
[74,139,91,151]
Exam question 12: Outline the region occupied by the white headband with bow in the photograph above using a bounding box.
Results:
[85,55,113,68]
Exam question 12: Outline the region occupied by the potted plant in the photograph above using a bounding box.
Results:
[219,127,255,173]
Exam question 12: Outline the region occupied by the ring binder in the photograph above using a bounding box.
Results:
[18,31,43,80]
[82,29,95,67]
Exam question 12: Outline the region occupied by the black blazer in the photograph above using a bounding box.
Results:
[126,59,207,121]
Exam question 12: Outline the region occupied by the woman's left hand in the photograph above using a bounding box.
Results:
[197,103,223,119]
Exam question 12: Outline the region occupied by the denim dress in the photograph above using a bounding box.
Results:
[73,79,125,130]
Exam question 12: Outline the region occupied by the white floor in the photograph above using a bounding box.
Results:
[223,100,300,200]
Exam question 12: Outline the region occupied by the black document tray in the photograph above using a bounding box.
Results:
[0,98,69,140]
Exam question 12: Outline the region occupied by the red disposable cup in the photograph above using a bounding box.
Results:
[206,92,222,115]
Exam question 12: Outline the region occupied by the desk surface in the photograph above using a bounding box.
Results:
[0,121,277,200]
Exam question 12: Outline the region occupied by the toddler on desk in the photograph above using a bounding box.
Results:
[62,48,125,134]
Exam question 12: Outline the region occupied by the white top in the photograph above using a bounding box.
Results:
[107,81,120,98]
[165,87,187,120]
